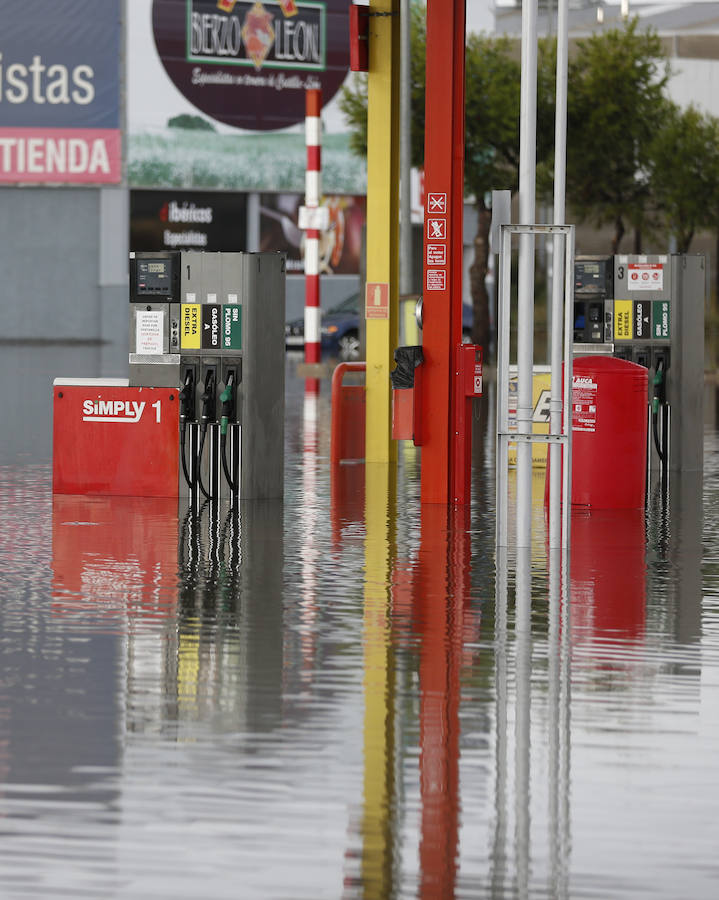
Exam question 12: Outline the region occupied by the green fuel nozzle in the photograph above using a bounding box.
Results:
[652,360,666,415]
[220,372,235,437]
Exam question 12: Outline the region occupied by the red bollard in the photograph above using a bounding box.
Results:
[330,362,366,464]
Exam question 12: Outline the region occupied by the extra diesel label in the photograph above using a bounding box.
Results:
[181,303,201,348]
[614,300,632,340]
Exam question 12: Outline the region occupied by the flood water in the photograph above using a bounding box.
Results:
[1,343,719,898]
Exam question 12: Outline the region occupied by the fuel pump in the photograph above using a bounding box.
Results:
[572,253,705,486]
[613,254,704,478]
[129,250,286,505]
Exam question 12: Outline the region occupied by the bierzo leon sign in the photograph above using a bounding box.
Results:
[153,0,349,130]
[0,0,122,184]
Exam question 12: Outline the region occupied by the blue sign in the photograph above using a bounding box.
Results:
[0,0,121,128]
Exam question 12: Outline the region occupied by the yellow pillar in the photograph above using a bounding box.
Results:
[365,0,400,463]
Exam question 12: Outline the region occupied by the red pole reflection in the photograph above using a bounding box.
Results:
[414,505,476,898]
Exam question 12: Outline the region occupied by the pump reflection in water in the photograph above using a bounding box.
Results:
[171,501,285,733]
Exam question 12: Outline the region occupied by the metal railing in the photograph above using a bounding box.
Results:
[495,223,575,551]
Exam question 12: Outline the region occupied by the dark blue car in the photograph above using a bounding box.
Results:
[285,292,473,360]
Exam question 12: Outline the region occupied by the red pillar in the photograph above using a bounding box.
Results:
[420,0,467,505]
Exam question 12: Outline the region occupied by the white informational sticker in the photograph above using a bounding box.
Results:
[572,375,598,432]
[186,292,196,303]
[207,293,217,303]
[627,263,663,291]
[135,309,165,355]
[298,205,330,231]
[227,293,239,304]
[426,269,446,291]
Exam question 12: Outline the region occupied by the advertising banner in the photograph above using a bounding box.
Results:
[259,192,365,274]
[130,190,248,251]
[0,0,122,184]
[128,0,365,194]
[153,0,349,131]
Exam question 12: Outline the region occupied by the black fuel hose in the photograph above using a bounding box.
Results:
[652,360,666,464]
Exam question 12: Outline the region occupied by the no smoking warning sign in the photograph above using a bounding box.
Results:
[627,263,663,291]
[427,192,447,214]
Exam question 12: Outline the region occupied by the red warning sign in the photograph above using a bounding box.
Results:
[628,263,663,291]
[427,192,447,214]
[426,244,446,265]
[427,218,447,240]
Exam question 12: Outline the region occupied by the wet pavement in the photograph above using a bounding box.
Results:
[1,343,719,898]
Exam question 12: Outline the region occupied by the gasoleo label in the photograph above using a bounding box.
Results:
[181,304,201,349]
[613,300,632,340]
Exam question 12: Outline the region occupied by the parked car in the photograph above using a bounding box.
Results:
[285,292,473,361]
[285,293,362,360]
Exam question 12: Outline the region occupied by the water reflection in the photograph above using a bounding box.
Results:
[1,366,719,897]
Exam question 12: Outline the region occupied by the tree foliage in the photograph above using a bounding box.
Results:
[566,18,670,252]
[648,103,719,253]
[339,11,719,341]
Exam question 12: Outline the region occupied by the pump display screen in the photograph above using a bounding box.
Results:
[575,258,613,296]
[575,262,601,290]
[137,259,171,294]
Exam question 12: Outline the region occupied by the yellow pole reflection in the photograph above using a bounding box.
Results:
[361,462,398,897]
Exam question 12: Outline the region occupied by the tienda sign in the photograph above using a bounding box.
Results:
[0,128,119,182]
[0,0,121,184]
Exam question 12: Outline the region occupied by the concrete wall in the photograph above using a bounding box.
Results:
[0,186,128,373]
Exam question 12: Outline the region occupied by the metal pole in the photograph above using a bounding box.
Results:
[549,0,569,550]
[399,0,413,296]
[516,0,538,550]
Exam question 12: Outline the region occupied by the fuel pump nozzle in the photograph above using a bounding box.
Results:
[220,371,238,494]
[179,369,196,490]
[197,368,217,500]
[652,358,667,465]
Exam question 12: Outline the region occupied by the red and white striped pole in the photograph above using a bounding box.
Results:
[303,89,322,365]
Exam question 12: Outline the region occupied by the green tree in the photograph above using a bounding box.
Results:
[338,1,425,163]
[339,10,531,352]
[566,18,670,253]
[648,103,719,253]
